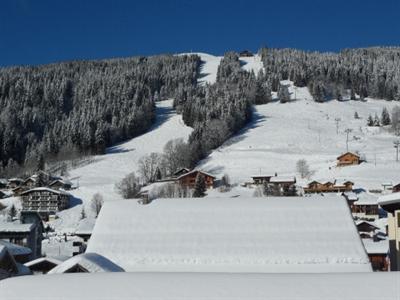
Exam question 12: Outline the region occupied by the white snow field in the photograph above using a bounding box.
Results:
[199,82,400,190]
[2,272,399,300]
[194,52,222,85]
[194,52,263,85]
[87,196,371,273]
[239,54,264,75]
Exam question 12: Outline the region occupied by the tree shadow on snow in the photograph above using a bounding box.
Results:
[221,110,267,148]
[69,196,83,208]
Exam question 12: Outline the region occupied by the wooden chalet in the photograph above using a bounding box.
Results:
[337,152,361,167]
[356,220,380,239]
[239,50,254,57]
[251,173,277,185]
[392,183,400,193]
[176,170,215,189]
[303,180,354,194]
[172,168,191,178]
[21,187,70,219]
[0,179,8,189]
[0,245,32,280]
[0,212,43,262]
[7,178,23,189]
[49,179,72,190]
[362,238,389,271]
[269,176,296,187]
[351,193,379,219]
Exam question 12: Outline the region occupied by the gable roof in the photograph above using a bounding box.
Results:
[20,187,70,196]
[24,257,62,268]
[176,170,216,180]
[87,196,370,273]
[0,222,34,233]
[47,252,124,274]
[337,152,360,160]
[0,240,32,256]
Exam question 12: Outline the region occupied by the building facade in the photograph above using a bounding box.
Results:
[21,188,70,218]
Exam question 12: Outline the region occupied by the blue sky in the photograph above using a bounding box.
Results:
[1,0,400,66]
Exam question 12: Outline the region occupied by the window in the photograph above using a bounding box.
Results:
[397,212,400,228]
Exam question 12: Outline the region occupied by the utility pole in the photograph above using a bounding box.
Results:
[345,128,352,152]
[394,140,400,162]
[335,118,341,135]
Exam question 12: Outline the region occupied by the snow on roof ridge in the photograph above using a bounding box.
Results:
[24,257,62,267]
[20,187,70,196]
[47,252,124,274]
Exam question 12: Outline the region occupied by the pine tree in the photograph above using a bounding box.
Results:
[354,112,360,119]
[278,84,291,103]
[350,88,356,100]
[8,204,17,221]
[193,173,206,197]
[381,107,391,126]
[80,207,86,220]
[373,113,381,126]
[367,114,374,126]
[36,154,45,171]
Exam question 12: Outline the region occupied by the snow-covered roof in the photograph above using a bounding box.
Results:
[47,252,124,274]
[49,179,72,186]
[20,187,70,196]
[0,222,34,233]
[24,257,62,268]
[337,152,360,159]
[75,218,96,235]
[269,176,296,183]
[0,240,32,256]
[251,174,275,178]
[362,239,389,254]
[354,192,378,205]
[87,197,370,273]
[343,191,358,201]
[1,272,399,300]
[378,192,400,206]
[355,220,380,230]
[176,169,216,180]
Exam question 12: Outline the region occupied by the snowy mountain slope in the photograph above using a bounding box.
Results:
[194,52,263,85]
[199,82,400,190]
[194,53,222,85]
[68,100,192,204]
[239,54,264,75]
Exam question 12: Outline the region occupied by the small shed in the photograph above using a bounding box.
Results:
[337,152,361,167]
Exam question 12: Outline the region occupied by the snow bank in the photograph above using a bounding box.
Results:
[1,272,399,300]
[87,196,371,273]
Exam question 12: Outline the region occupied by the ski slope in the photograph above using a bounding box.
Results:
[194,52,263,85]
[199,83,400,190]
[69,100,192,204]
